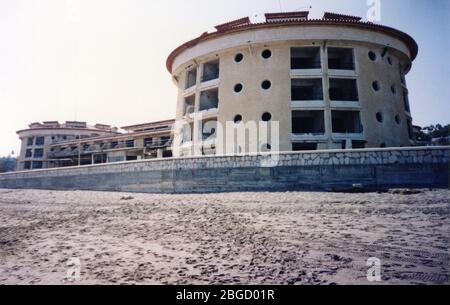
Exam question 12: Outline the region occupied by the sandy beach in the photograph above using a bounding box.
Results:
[0,188,448,285]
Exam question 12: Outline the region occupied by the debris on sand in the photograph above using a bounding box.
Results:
[388,189,424,195]
[120,196,134,201]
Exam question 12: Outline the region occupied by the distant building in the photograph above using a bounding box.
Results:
[167,11,418,156]
[16,120,174,170]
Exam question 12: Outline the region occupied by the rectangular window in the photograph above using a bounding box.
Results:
[144,138,153,147]
[27,137,34,146]
[291,47,321,69]
[185,68,197,89]
[111,141,118,149]
[93,154,107,164]
[328,47,355,70]
[292,110,325,134]
[403,91,410,112]
[407,119,414,140]
[292,143,318,151]
[35,137,45,146]
[184,95,195,115]
[163,151,173,158]
[352,140,366,149]
[33,148,44,158]
[108,156,125,163]
[399,65,406,85]
[202,60,219,82]
[291,78,323,101]
[25,149,32,158]
[199,88,219,111]
[24,161,31,170]
[32,161,43,169]
[160,136,171,146]
[201,119,217,141]
[125,140,135,148]
[329,78,358,101]
[332,111,363,133]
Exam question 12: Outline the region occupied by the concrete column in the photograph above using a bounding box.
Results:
[346,139,352,149]
[157,149,163,159]
[192,116,203,156]
[321,41,333,148]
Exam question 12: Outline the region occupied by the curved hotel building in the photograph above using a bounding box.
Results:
[167,11,418,156]
[15,11,419,170]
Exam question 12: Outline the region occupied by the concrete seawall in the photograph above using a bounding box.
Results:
[0,147,449,193]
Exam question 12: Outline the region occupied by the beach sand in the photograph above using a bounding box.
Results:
[0,188,448,285]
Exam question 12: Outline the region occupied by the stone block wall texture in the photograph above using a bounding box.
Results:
[0,147,448,193]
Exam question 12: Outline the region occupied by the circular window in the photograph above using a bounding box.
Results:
[387,56,393,65]
[380,143,387,148]
[234,114,242,124]
[262,112,272,122]
[372,81,380,91]
[261,80,272,90]
[368,51,377,61]
[376,112,383,123]
[234,53,244,63]
[391,85,396,94]
[261,49,272,59]
[395,115,401,125]
[234,83,243,93]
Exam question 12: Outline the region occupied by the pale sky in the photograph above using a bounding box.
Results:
[0,0,449,156]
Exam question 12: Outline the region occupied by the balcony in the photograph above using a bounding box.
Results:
[290,47,322,76]
[184,95,195,117]
[291,110,326,141]
[291,47,321,69]
[48,149,79,159]
[48,139,173,159]
[201,60,219,83]
[331,110,364,140]
[329,79,359,107]
[291,78,324,102]
[199,88,219,112]
[148,137,173,148]
[328,47,355,71]
[185,68,197,89]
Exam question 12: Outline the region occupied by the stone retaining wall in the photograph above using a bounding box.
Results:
[0,147,448,193]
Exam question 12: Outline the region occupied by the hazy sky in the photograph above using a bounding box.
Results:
[0,0,449,156]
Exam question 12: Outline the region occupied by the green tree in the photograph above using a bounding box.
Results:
[418,124,449,146]
[0,156,16,173]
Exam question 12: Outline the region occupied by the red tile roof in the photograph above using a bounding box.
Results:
[214,17,251,32]
[322,12,362,21]
[166,13,418,73]
[121,119,175,131]
[265,11,309,21]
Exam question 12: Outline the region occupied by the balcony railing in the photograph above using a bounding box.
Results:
[48,139,173,159]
